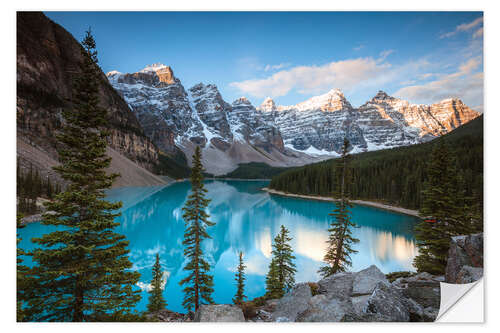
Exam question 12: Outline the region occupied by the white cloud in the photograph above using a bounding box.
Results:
[473,27,483,39]
[394,57,483,110]
[440,17,483,39]
[379,49,395,60]
[264,63,291,72]
[230,57,392,98]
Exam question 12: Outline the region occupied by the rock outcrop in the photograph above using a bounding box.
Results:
[445,233,483,284]
[249,264,439,322]
[194,304,245,322]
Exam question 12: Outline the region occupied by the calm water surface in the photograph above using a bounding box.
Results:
[18,180,419,313]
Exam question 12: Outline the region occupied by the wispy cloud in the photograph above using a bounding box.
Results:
[379,49,395,60]
[230,56,392,98]
[395,56,483,110]
[440,17,483,39]
[473,27,483,39]
[264,62,291,72]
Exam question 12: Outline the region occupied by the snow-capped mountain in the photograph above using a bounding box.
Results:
[107,64,480,174]
[258,89,480,154]
[107,64,319,175]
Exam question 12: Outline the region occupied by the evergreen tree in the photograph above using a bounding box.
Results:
[233,251,246,305]
[17,214,29,322]
[147,253,167,313]
[319,138,359,278]
[23,29,140,322]
[413,140,481,274]
[265,258,281,299]
[265,225,296,298]
[179,146,215,312]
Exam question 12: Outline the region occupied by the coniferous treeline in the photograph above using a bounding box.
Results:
[269,115,483,211]
[17,162,61,214]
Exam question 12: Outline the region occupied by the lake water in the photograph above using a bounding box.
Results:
[18,180,420,314]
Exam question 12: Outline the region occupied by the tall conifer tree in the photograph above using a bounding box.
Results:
[233,252,246,305]
[23,30,140,322]
[413,140,481,274]
[147,253,167,313]
[265,225,296,298]
[179,146,215,312]
[319,138,359,278]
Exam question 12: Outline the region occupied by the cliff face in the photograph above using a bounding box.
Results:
[259,90,480,154]
[108,68,307,175]
[17,12,162,184]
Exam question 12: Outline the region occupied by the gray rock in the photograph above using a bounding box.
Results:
[352,265,389,295]
[317,272,354,298]
[402,280,441,308]
[423,307,439,322]
[193,304,245,322]
[296,295,356,322]
[445,233,483,283]
[456,265,483,284]
[270,283,312,322]
[351,294,371,314]
[364,282,411,322]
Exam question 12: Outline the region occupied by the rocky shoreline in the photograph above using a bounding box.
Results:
[148,233,483,323]
[262,187,420,217]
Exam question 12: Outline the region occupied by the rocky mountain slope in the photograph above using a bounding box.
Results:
[108,64,479,175]
[17,12,167,187]
[259,89,480,154]
[108,65,319,175]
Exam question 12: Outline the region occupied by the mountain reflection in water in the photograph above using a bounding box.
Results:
[18,180,419,313]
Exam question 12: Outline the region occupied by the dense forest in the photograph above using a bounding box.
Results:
[218,162,290,179]
[17,162,61,214]
[269,115,483,210]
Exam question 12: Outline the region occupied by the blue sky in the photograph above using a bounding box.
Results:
[45,11,483,111]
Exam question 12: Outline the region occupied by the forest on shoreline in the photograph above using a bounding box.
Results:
[269,115,483,211]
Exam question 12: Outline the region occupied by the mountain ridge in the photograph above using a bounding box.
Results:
[107,63,479,175]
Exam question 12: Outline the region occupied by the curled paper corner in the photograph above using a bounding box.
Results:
[436,279,484,322]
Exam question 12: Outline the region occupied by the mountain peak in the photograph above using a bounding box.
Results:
[259,97,277,112]
[372,90,391,100]
[326,88,345,97]
[233,97,252,106]
[140,63,169,73]
[293,88,351,112]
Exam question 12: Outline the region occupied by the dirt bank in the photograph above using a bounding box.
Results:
[262,187,420,217]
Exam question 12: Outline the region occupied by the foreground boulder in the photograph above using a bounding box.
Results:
[270,283,312,322]
[445,233,483,283]
[194,304,245,322]
[296,295,356,322]
[317,272,354,298]
[352,265,389,296]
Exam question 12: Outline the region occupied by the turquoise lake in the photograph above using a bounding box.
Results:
[18,180,420,314]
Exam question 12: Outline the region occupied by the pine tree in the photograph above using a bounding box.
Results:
[147,253,167,313]
[23,29,140,322]
[233,251,246,305]
[413,140,480,274]
[179,146,215,312]
[17,214,29,322]
[319,138,359,278]
[265,225,296,298]
[265,258,281,299]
